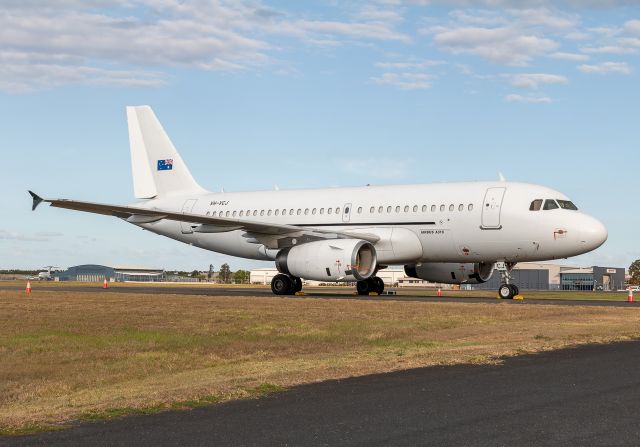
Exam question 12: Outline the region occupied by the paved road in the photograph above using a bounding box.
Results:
[1,284,636,307]
[5,341,640,446]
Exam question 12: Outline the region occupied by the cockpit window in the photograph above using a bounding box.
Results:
[543,199,559,210]
[529,199,542,211]
[557,200,578,210]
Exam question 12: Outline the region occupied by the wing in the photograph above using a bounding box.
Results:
[28,191,380,247]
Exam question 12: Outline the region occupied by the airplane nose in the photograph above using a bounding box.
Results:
[579,215,608,251]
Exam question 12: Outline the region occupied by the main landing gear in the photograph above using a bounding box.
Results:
[497,262,519,299]
[271,273,302,295]
[356,276,385,295]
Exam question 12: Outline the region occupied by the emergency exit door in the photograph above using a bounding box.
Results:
[481,187,505,229]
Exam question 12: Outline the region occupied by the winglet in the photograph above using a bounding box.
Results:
[498,172,506,182]
[28,190,44,211]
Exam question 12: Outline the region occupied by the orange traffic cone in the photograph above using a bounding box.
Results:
[102,278,108,289]
[25,281,32,294]
[628,288,634,303]
[437,288,442,297]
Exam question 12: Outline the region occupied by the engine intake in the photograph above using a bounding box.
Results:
[276,239,377,282]
[404,262,495,284]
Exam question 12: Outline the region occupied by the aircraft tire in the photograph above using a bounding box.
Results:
[294,277,303,293]
[272,274,294,295]
[373,277,385,294]
[511,284,520,296]
[356,280,371,295]
[498,283,514,299]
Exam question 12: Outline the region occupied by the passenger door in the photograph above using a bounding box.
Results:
[181,199,197,234]
[481,187,506,229]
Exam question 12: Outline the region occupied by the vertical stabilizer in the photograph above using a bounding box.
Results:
[127,106,206,199]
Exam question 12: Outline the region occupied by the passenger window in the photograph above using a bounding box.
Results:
[378,206,383,213]
[529,199,543,211]
[212,211,217,217]
[395,206,400,213]
[370,206,375,213]
[289,209,294,215]
[422,205,427,212]
[387,206,392,213]
[431,205,436,212]
[413,205,418,212]
[267,210,272,216]
[239,211,243,217]
[297,209,301,215]
[440,204,445,212]
[404,205,409,212]
[246,210,250,216]
[357,207,362,214]
[468,204,473,211]
[458,204,463,211]
[304,208,309,215]
[260,210,264,216]
[336,207,340,214]
[253,210,258,216]
[232,211,237,217]
[557,200,578,210]
[282,209,286,215]
[312,208,316,215]
[449,204,454,212]
[226,211,230,217]
[328,208,333,215]
[543,199,559,210]
[275,209,279,216]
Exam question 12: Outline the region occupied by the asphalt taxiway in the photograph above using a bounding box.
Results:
[5,340,640,446]
[0,284,636,307]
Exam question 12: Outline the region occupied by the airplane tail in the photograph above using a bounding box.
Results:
[126,106,206,199]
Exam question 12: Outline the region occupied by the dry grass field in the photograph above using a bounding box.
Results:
[1,288,640,435]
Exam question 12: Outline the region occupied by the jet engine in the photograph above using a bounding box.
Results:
[404,262,495,284]
[276,239,377,282]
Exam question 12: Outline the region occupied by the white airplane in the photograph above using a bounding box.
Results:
[30,106,607,298]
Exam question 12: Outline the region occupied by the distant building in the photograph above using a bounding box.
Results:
[54,265,197,282]
[249,262,626,291]
[560,266,625,291]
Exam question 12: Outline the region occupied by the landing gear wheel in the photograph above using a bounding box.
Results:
[373,277,385,295]
[356,280,371,295]
[294,277,303,293]
[498,283,515,300]
[271,274,294,295]
[510,284,519,297]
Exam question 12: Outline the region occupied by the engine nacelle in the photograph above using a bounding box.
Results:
[276,239,377,282]
[404,262,495,284]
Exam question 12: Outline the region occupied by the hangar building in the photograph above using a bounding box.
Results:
[55,265,164,282]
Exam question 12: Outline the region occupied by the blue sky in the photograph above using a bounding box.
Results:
[1,0,639,271]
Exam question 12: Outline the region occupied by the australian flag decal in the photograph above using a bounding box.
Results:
[157,159,173,171]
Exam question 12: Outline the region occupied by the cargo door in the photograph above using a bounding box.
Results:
[181,199,197,234]
[481,187,506,229]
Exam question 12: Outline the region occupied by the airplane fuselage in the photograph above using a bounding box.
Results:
[135,181,607,265]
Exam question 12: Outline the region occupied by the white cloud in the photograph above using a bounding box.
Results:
[0,0,411,92]
[370,72,433,89]
[508,73,568,89]
[509,8,579,31]
[375,60,445,69]
[505,93,552,104]
[433,26,558,65]
[549,51,589,61]
[624,19,640,35]
[578,61,631,74]
[581,45,638,54]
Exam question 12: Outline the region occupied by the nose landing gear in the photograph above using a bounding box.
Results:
[496,262,520,300]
